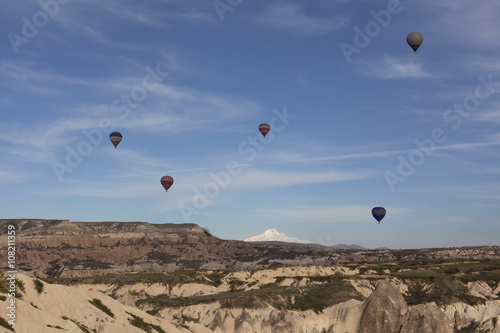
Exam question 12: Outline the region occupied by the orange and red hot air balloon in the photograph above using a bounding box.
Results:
[259,123,270,137]
[160,176,174,192]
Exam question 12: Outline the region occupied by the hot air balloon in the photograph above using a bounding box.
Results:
[160,176,174,192]
[259,123,270,137]
[406,32,423,52]
[372,207,386,224]
[109,132,122,148]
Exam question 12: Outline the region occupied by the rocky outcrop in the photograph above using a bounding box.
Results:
[0,274,189,333]
[358,281,453,333]
[468,281,500,300]
[358,281,408,333]
[2,219,500,278]
[444,300,500,333]
[3,273,500,333]
[401,303,453,333]
[0,219,346,276]
[157,281,460,332]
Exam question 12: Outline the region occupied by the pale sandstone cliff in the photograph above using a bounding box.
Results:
[0,274,189,333]
[2,274,500,332]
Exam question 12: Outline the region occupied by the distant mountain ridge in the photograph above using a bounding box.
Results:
[244,228,312,244]
[244,228,368,249]
[1,219,499,279]
[330,243,367,250]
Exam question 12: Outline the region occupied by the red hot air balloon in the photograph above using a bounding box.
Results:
[259,123,270,137]
[109,132,122,148]
[160,176,174,192]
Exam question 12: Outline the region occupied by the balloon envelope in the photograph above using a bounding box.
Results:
[109,132,122,148]
[161,176,174,192]
[406,32,423,52]
[372,207,386,224]
[259,123,270,137]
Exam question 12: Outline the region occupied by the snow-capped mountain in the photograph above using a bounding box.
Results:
[244,228,312,244]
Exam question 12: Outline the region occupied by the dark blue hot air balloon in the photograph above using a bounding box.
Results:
[109,132,122,148]
[372,207,386,224]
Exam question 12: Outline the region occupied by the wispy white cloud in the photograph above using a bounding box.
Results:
[78,0,167,28]
[59,179,159,199]
[0,60,101,95]
[226,169,371,191]
[74,83,261,133]
[99,147,177,175]
[53,15,145,50]
[0,118,101,162]
[436,183,500,201]
[459,161,500,175]
[256,3,348,35]
[0,169,30,185]
[474,106,500,124]
[358,56,436,79]
[424,0,500,50]
[53,167,371,200]
[454,55,500,73]
[0,70,261,162]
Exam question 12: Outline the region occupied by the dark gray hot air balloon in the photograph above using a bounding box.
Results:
[406,32,423,52]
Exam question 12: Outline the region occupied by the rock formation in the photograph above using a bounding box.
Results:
[0,273,189,333]
[358,281,409,333]
[2,273,499,332]
[401,303,453,333]
[1,219,499,278]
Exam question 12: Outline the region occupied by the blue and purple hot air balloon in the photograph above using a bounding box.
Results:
[371,207,386,224]
[109,132,122,148]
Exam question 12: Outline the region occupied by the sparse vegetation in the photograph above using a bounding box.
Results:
[0,316,14,332]
[0,274,8,294]
[89,298,114,318]
[288,278,364,313]
[455,321,488,333]
[15,280,25,293]
[33,279,44,294]
[228,279,245,291]
[43,258,500,318]
[445,267,460,275]
[46,325,64,329]
[69,319,91,333]
[126,311,166,333]
[181,314,199,324]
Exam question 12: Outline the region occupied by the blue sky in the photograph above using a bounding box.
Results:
[1,0,499,249]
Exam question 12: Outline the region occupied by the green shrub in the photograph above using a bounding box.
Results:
[126,312,166,333]
[33,279,44,294]
[69,319,91,333]
[0,273,8,294]
[89,298,114,318]
[15,280,25,293]
[444,267,460,275]
[0,316,14,332]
